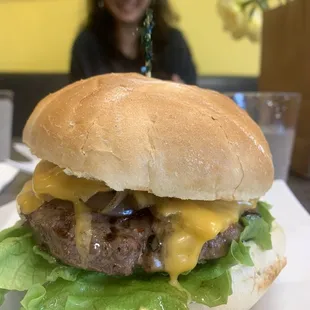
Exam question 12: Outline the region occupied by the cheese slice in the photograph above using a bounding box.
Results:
[154,199,255,284]
[17,160,109,264]
[17,161,110,215]
[32,160,109,203]
[17,180,44,214]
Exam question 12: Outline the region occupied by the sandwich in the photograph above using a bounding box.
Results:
[0,73,286,309]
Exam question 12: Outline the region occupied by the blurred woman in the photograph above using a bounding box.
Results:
[70,0,197,84]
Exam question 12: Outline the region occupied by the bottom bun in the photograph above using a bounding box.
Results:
[190,222,286,310]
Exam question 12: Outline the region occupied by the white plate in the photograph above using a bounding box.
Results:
[0,200,19,229]
[0,180,310,309]
[0,163,19,194]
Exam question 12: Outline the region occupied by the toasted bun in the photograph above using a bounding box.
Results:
[190,222,286,310]
[23,73,273,201]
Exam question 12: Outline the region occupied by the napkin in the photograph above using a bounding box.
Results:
[6,142,40,174]
[0,200,19,230]
[0,163,19,194]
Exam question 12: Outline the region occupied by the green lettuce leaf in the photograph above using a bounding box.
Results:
[181,240,253,284]
[257,201,275,228]
[33,246,57,264]
[21,241,252,310]
[229,240,254,267]
[183,271,232,308]
[0,225,79,292]
[20,284,46,310]
[240,214,272,250]
[22,273,188,310]
[179,240,252,307]
[0,222,29,242]
[0,289,8,306]
[239,200,274,250]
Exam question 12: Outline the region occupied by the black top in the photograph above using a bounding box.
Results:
[70,28,197,85]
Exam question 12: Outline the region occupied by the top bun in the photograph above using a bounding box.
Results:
[23,73,273,201]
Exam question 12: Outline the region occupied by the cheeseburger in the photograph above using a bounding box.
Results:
[0,73,286,309]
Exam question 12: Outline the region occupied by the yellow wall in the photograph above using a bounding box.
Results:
[171,0,260,76]
[0,0,87,73]
[0,0,260,75]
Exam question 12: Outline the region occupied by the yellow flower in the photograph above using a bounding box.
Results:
[246,9,262,42]
[217,0,262,42]
[217,0,248,40]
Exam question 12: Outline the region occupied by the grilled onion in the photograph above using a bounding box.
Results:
[101,190,129,215]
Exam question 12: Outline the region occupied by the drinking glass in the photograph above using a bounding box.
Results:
[226,92,301,181]
[0,90,13,161]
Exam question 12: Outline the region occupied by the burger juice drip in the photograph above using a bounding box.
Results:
[73,200,93,266]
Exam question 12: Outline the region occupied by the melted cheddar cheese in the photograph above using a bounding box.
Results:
[154,199,255,284]
[17,160,109,264]
[17,180,44,214]
[32,161,109,203]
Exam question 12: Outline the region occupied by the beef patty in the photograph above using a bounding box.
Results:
[26,198,243,276]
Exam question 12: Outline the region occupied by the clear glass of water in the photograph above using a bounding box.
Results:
[0,90,14,161]
[226,92,301,181]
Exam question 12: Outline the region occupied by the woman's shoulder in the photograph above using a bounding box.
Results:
[72,28,100,52]
[167,27,187,45]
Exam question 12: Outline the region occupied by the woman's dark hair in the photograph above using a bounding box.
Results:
[86,0,179,74]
